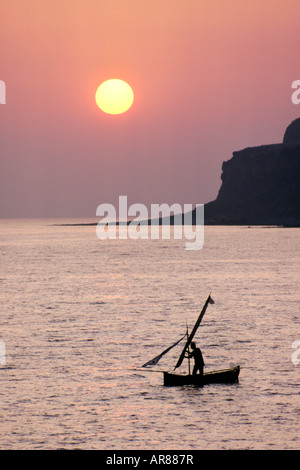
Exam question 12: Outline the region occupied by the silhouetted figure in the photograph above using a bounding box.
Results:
[188,342,205,376]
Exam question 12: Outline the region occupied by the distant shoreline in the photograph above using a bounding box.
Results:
[53,221,298,227]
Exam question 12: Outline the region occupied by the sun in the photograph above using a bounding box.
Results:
[95,79,134,115]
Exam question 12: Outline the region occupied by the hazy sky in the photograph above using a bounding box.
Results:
[1,0,300,217]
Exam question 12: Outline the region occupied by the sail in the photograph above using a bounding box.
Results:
[142,335,186,368]
[174,294,214,370]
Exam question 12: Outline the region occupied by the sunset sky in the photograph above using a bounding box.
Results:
[1,0,299,218]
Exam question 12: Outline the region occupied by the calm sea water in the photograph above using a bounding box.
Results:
[0,219,299,450]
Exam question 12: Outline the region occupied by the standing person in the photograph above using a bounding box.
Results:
[188,342,205,376]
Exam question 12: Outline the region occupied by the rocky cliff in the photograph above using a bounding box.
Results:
[201,119,300,226]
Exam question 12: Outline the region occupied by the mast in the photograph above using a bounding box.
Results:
[186,324,191,375]
[174,294,214,370]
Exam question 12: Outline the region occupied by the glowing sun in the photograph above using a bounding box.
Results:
[95,79,134,115]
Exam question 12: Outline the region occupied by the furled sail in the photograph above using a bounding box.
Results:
[174,294,214,370]
[142,335,186,368]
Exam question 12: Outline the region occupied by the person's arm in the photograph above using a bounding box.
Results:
[185,350,193,358]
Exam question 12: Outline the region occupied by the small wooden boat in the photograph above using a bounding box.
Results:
[163,365,240,386]
[142,294,240,387]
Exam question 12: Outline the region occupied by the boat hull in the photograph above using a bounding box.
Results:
[163,365,240,386]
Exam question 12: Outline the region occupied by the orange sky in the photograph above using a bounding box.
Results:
[1,0,300,217]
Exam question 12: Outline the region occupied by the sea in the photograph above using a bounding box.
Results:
[0,219,299,450]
